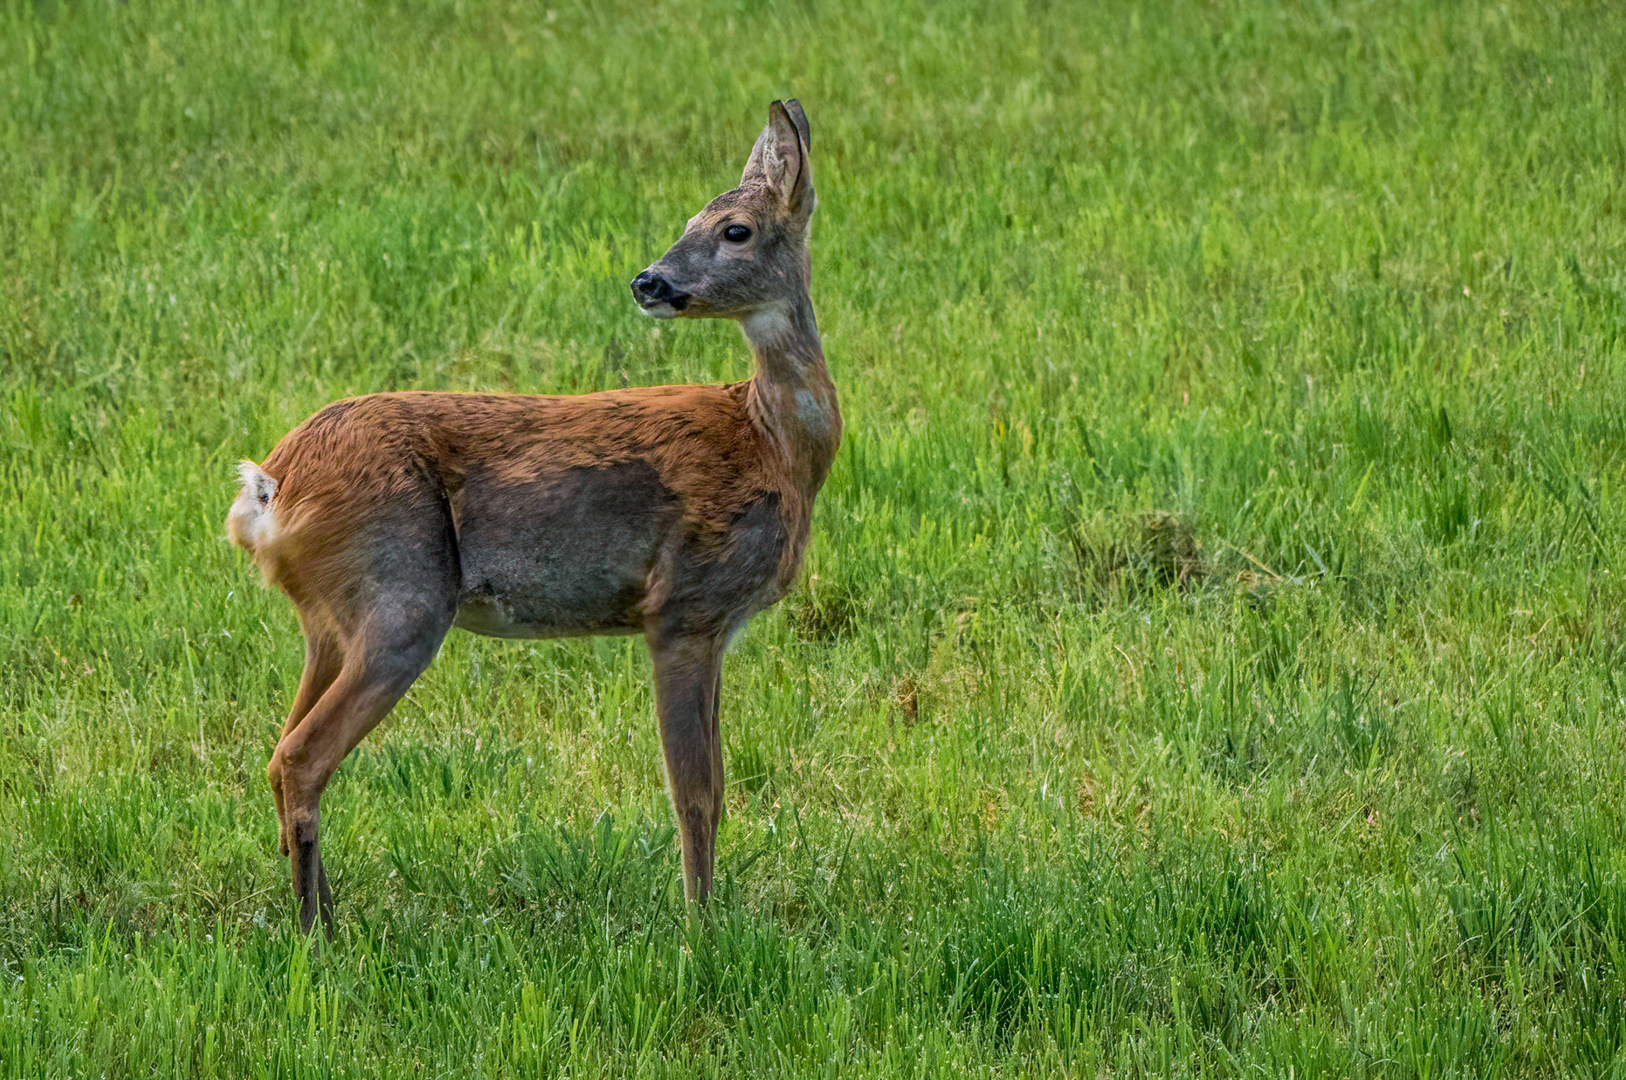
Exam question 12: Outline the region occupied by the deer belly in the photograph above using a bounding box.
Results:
[449,464,674,639]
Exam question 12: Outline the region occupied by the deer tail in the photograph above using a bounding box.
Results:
[226,460,282,574]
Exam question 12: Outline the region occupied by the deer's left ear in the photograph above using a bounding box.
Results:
[742,99,813,216]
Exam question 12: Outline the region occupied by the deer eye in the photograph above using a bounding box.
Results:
[723,223,751,243]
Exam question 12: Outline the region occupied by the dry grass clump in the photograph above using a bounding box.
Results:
[1064,509,1208,603]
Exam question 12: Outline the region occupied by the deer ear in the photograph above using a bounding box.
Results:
[781,99,811,150]
[741,100,812,214]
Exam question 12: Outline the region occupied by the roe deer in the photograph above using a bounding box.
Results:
[226,100,837,932]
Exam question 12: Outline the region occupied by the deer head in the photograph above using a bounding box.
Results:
[630,99,815,322]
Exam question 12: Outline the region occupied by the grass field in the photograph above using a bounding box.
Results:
[3,0,1626,1074]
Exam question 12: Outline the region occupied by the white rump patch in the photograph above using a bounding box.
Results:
[237,460,277,504]
[226,460,280,553]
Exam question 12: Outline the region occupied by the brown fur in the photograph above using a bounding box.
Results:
[228,101,838,931]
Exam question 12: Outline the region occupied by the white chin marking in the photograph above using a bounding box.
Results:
[639,302,680,319]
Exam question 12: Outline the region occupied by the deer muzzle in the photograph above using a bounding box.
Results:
[631,269,689,316]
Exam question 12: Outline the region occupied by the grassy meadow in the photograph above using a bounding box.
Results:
[3,0,1626,1074]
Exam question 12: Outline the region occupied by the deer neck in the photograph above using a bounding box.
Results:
[740,296,841,494]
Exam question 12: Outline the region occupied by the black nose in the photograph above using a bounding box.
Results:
[631,269,675,305]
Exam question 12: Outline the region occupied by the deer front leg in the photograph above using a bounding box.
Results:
[647,630,725,905]
[708,666,725,829]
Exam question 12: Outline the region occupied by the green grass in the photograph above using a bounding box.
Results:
[3,0,1626,1074]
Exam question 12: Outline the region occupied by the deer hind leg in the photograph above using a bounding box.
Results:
[271,612,449,932]
[647,629,726,905]
[263,487,461,932]
[269,635,344,859]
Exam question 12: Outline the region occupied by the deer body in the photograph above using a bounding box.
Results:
[227,101,834,931]
[252,383,828,642]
